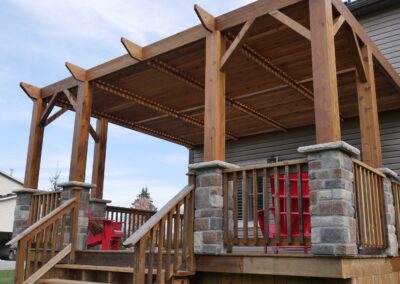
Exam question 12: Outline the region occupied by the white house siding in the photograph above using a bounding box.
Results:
[0,172,23,196]
[0,197,16,232]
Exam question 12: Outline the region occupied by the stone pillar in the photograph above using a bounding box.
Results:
[298,141,360,256]
[58,181,94,250]
[189,160,238,255]
[12,188,38,237]
[89,198,111,219]
[377,168,399,256]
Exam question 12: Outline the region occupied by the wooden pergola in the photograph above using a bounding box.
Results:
[21,0,400,199]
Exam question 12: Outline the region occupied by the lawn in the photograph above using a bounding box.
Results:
[0,270,14,284]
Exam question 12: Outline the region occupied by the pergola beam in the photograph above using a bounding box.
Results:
[221,18,255,71]
[269,10,311,41]
[356,45,382,167]
[20,82,41,100]
[39,92,60,126]
[121,38,144,61]
[333,15,346,36]
[194,4,216,32]
[93,80,238,140]
[44,107,68,126]
[145,56,288,132]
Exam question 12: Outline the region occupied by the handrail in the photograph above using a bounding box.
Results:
[123,184,195,283]
[123,184,194,246]
[223,158,308,173]
[106,205,155,240]
[352,159,386,178]
[10,191,81,284]
[7,197,76,246]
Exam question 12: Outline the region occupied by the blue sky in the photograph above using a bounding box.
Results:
[0,0,254,208]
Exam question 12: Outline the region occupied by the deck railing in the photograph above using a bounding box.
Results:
[223,159,310,249]
[352,159,388,249]
[391,179,400,248]
[123,184,195,283]
[8,190,81,284]
[30,190,62,225]
[105,206,155,240]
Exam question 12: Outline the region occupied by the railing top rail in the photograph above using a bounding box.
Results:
[352,158,386,178]
[7,197,76,246]
[393,179,400,186]
[223,158,308,173]
[123,184,194,246]
[32,190,61,196]
[106,205,156,214]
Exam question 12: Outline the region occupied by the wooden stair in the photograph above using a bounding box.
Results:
[39,263,194,284]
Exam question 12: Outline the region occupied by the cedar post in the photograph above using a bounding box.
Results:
[91,118,108,198]
[22,83,45,189]
[309,0,341,143]
[356,46,383,168]
[196,5,226,162]
[67,63,93,182]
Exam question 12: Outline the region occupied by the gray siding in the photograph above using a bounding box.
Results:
[191,111,400,174]
[360,6,400,74]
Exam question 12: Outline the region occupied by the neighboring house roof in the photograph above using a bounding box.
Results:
[0,170,23,197]
[0,171,23,186]
[0,194,16,202]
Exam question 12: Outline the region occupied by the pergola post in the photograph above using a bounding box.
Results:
[356,46,382,168]
[67,63,93,182]
[91,118,108,199]
[22,84,45,189]
[200,8,226,162]
[309,0,341,143]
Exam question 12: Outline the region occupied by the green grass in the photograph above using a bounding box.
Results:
[0,270,14,284]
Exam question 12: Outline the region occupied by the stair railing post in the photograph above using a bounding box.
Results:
[70,187,81,262]
[133,235,147,284]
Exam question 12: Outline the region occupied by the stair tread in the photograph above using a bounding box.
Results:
[39,279,107,284]
[56,264,133,273]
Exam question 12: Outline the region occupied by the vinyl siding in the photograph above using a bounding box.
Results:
[191,111,400,174]
[360,6,400,75]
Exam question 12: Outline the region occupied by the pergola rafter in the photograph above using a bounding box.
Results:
[93,80,239,140]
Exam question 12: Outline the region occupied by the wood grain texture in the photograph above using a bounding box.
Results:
[309,0,341,143]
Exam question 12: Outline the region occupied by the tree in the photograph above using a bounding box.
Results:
[132,187,157,211]
[49,167,62,191]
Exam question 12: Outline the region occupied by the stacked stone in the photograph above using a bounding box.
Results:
[59,181,94,250]
[89,198,111,219]
[12,189,38,237]
[299,141,360,256]
[189,161,238,255]
[377,168,399,256]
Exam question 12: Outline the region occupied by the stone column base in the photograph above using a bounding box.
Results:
[59,181,95,250]
[189,160,238,255]
[299,141,360,256]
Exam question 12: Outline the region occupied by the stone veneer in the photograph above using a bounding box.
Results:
[12,188,39,237]
[189,160,238,254]
[298,141,360,256]
[58,181,95,250]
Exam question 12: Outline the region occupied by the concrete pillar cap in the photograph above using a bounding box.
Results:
[89,198,111,204]
[58,181,96,188]
[377,168,398,179]
[13,188,45,194]
[298,141,360,157]
[188,160,239,170]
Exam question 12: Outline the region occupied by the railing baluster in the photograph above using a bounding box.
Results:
[252,169,258,245]
[233,172,238,245]
[274,166,280,245]
[285,165,292,245]
[262,168,269,246]
[165,210,173,280]
[297,164,304,245]
[174,203,181,272]
[242,170,248,245]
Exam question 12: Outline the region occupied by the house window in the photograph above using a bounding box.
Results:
[237,176,264,222]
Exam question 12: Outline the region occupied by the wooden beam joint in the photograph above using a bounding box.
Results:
[194,4,216,32]
[65,62,87,82]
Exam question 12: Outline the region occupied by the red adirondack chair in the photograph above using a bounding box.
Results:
[87,211,124,250]
[258,172,311,254]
